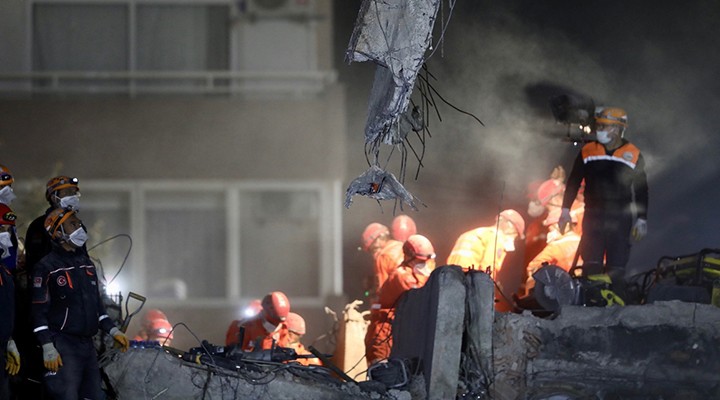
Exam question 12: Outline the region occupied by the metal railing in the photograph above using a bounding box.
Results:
[0,69,338,97]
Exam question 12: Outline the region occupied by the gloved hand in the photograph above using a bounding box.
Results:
[6,339,20,376]
[42,342,63,372]
[110,327,130,352]
[632,218,647,241]
[558,208,572,234]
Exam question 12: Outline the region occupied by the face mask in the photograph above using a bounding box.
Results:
[59,194,81,210]
[413,262,431,276]
[0,231,13,259]
[527,201,545,218]
[68,227,88,247]
[596,130,612,144]
[262,319,278,334]
[0,186,16,205]
[503,238,516,252]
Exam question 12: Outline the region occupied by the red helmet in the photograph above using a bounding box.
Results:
[148,318,174,341]
[402,234,435,262]
[0,204,16,226]
[391,215,417,242]
[499,209,525,239]
[536,179,565,206]
[0,165,13,188]
[261,291,290,325]
[142,309,168,330]
[285,312,306,335]
[361,223,389,251]
[44,208,77,239]
[45,176,79,201]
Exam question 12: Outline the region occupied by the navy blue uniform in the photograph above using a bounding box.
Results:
[563,140,648,273]
[1,263,15,398]
[31,244,114,400]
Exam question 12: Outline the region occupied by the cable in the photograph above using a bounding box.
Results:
[87,233,132,285]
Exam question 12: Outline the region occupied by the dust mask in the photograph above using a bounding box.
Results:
[503,237,516,252]
[413,262,431,276]
[527,201,545,218]
[68,227,88,247]
[0,232,13,259]
[59,194,81,210]
[262,319,279,334]
[0,186,16,205]
[596,130,612,144]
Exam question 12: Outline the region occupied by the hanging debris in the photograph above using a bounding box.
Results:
[344,165,423,211]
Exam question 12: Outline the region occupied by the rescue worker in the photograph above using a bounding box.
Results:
[224,299,262,347]
[1,205,21,398]
[390,214,417,242]
[365,234,435,365]
[0,164,16,205]
[146,318,174,347]
[31,208,129,400]
[558,107,648,297]
[25,176,83,273]
[523,208,582,296]
[134,308,170,341]
[447,209,525,277]
[285,312,321,366]
[360,223,404,300]
[230,291,290,351]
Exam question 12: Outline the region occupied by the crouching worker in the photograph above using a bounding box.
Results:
[285,312,321,366]
[365,234,435,366]
[31,208,129,400]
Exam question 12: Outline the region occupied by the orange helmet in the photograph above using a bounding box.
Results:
[45,176,79,201]
[148,318,174,341]
[261,291,290,325]
[0,204,16,226]
[499,209,525,239]
[285,312,306,335]
[44,208,77,239]
[595,107,628,128]
[142,309,168,330]
[391,215,417,242]
[535,179,565,206]
[361,223,389,251]
[0,165,13,188]
[402,234,435,262]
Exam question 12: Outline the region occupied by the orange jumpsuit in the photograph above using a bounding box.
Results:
[229,316,289,351]
[524,231,582,294]
[447,227,509,275]
[373,239,404,295]
[288,341,322,366]
[365,265,430,365]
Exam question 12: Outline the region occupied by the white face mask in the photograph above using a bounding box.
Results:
[59,194,81,210]
[68,227,88,247]
[596,130,612,144]
[413,262,431,276]
[0,231,13,259]
[0,186,16,205]
[527,201,545,218]
[262,319,278,334]
[503,238,516,252]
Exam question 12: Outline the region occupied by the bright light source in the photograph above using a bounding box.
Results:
[107,281,122,295]
[243,306,259,318]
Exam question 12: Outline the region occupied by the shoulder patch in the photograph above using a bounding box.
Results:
[57,275,67,287]
[623,151,634,161]
[34,277,43,288]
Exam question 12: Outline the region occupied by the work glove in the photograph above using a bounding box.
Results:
[110,327,130,352]
[6,339,20,376]
[558,207,572,234]
[42,342,63,372]
[632,218,647,241]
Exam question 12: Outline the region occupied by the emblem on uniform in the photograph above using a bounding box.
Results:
[57,275,67,287]
[623,152,633,161]
[33,277,43,288]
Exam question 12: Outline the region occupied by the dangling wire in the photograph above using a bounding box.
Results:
[88,233,132,285]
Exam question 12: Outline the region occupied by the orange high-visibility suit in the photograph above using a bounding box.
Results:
[228,316,289,351]
[447,227,509,274]
[373,239,404,295]
[524,231,582,294]
[365,265,430,365]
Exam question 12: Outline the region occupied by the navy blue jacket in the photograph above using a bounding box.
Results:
[0,263,14,341]
[31,244,114,344]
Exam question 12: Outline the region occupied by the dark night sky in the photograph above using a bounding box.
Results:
[335,1,720,298]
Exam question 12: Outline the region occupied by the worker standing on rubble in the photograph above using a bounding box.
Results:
[360,223,404,300]
[559,107,648,298]
[230,291,291,351]
[1,205,21,399]
[285,312,321,366]
[365,234,435,365]
[31,208,129,400]
[447,209,525,277]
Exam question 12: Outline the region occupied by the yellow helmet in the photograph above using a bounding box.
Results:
[595,107,628,127]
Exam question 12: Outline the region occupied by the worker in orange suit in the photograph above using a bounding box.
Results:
[285,312,321,366]
[229,291,290,351]
[360,222,404,300]
[446,209,525,279]
[523,208,582,296]
[225,299,262,346]
[365,234,435,365]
